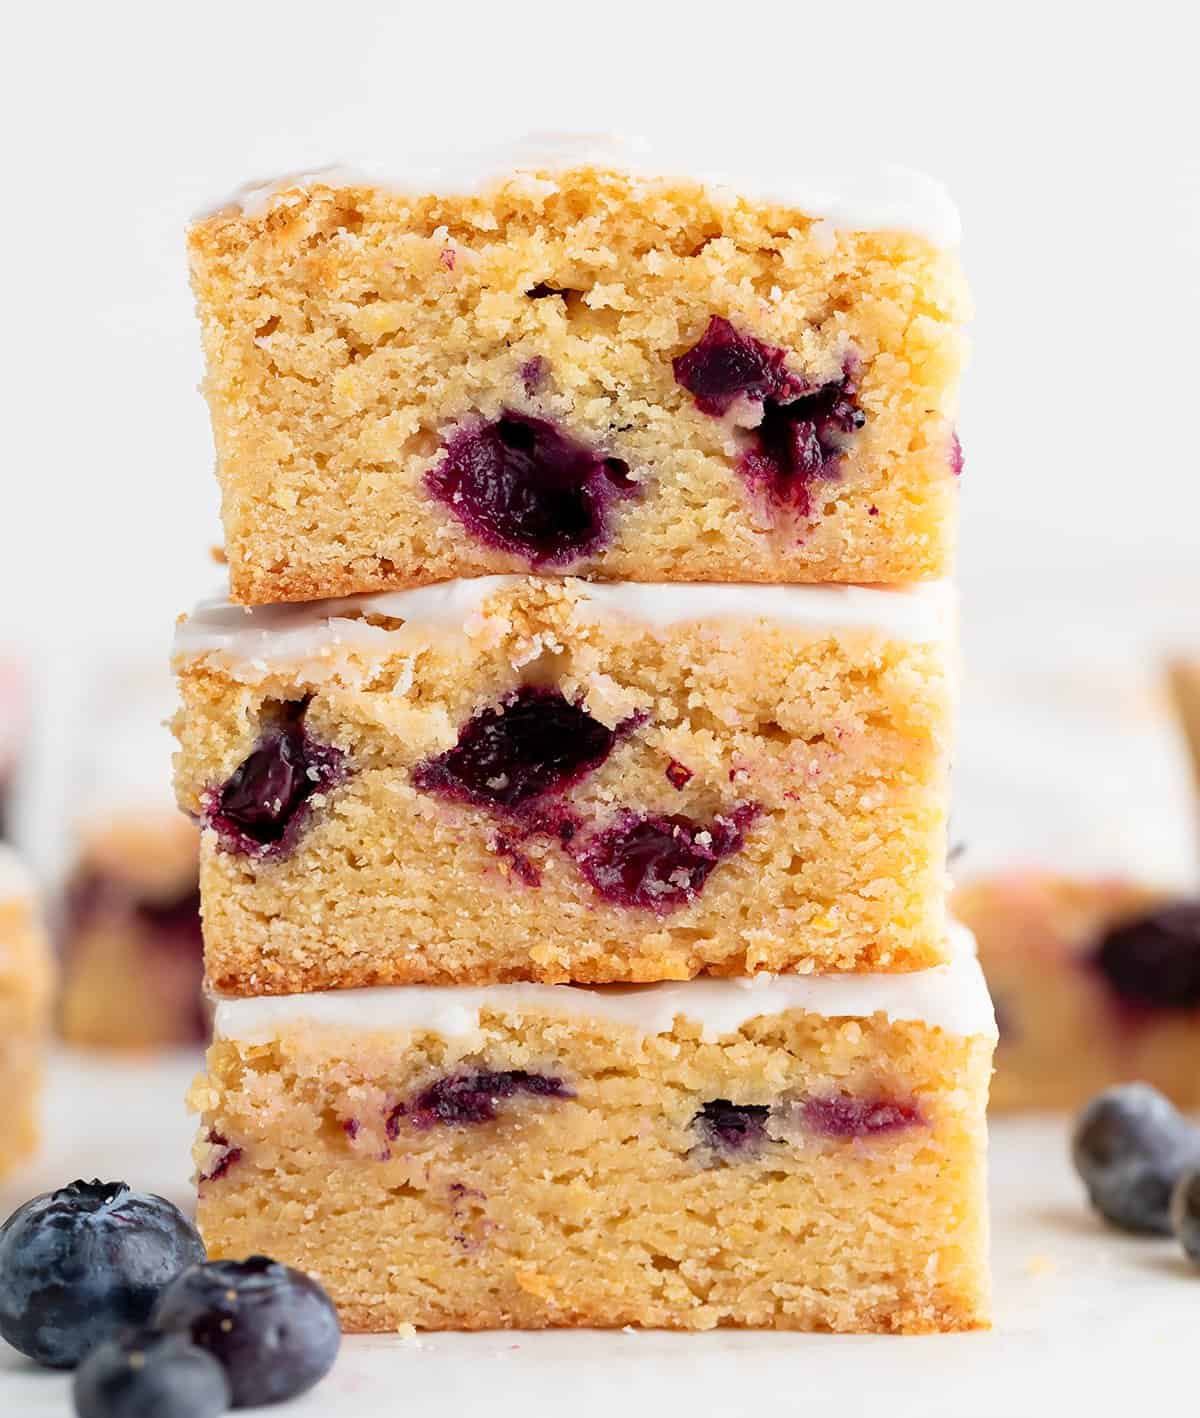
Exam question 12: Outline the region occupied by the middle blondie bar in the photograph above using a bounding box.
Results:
[174,576,954,993]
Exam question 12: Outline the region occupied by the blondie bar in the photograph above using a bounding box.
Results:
[955,872,1200,1110]
[174,576,954,992]
[59,811,204,1049]
[191,926,994,1333]
[189,138,968,603]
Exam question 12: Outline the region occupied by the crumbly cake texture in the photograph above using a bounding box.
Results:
[192,990,993,1333]
[953,872,1200,1111]
[189,164,968,604]
[59,813,205,1049]
[172,578,953,993]
[0,851,53,1177]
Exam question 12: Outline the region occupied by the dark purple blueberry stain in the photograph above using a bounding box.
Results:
[491,831,542,887]
[801,1096,924,1139]
[950,431,964,476]
[440,247,456,270]
[1092,902,1200,1011]
[665,759,693,791]
[412,687,620,817]
[447,1181,491,1250]
[384,1103,406,1142]
[692,1099,769,1154]
[868,504,879,517]
[203,706,345,860]
[390,1071,572,1129]
[672,316,805,416]
[199,1130,243,1183]
[674,316,864,517]
[520,356,547,395]
[342,1118,361,1142]
[574,805,758,912]
[426,411,637,565]
[739,370,863,517]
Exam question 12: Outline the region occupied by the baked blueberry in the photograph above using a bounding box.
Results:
[692,1099,769,1154]
[427,412,635,564]
[150,1255,340,1408]
[575,806,757,911]
[739,371,864,516]
[1071,1084,1200,1234]
[801,1096,924,1138]
[1092,902,1200,1010]
[73,1327,230,1418]
[0,1180,204,1369]
[205,711,345,859]
[673,316,802,416]
[412,687,618,814]
[1170,1169,1200,1264]
[406,1070,573,1129]
[673,316,864,514]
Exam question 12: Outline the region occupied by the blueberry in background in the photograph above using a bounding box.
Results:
[0,1180,205,1369]
[73,1327,230,1418]
[1071,1083,1200,1234]
[151,1255,341,1407]
[1170,1169,1200,1264]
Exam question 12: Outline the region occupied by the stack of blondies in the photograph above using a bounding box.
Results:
[174,141,995,1333]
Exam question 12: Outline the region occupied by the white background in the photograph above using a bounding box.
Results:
[2,0,1198,880]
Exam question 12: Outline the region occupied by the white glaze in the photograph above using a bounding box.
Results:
[174,577,954,683]
[213,925,995,1046]
[200,133,961,247]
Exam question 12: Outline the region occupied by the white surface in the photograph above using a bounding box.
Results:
[214,925,994,1045]
[207,133,961,245]
[0,1051,1192,1416]
[176,577,956,682]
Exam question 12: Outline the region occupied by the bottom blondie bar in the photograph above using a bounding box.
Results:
[192,929,994,1333]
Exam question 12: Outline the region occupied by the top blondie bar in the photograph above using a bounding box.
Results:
[190,136,969,605]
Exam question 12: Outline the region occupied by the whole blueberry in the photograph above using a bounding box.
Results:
[73,1327,230,1418]
[0,1180,205,1369]
[1072,1084,1200,1234]
[151,1256,340,1407]
[1170,1170,1200,1264]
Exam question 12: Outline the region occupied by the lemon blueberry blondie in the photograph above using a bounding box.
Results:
[173,576,954,993]
[191,925,994,1333]
[59,811,204,1049]
[955,872,1200,1111]
[188,138,968,604]
[0,846,53,1176]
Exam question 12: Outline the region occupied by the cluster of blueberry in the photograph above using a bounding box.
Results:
[0,1180,339,1417]
[422,314,865,565]
[211,686,757,911]
[1073,1084,1200,1252]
